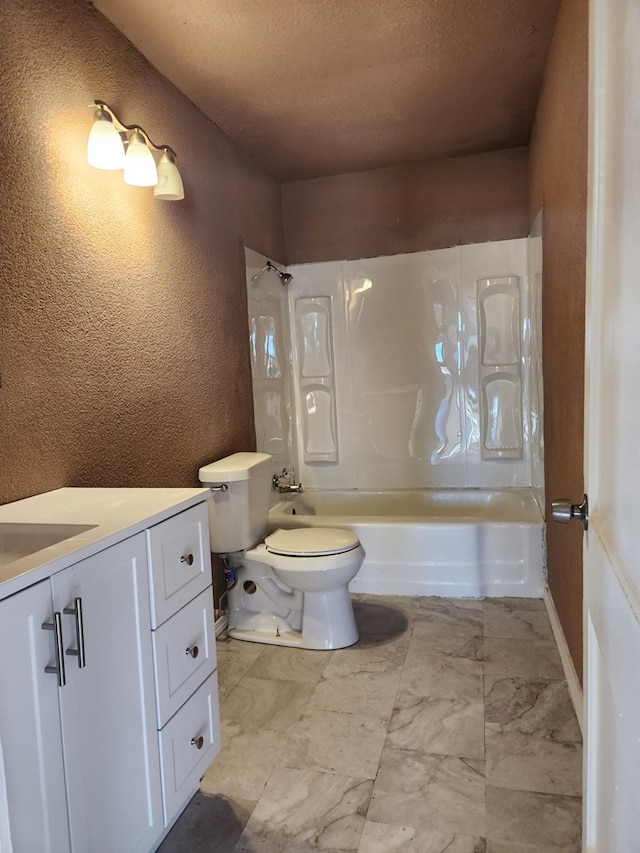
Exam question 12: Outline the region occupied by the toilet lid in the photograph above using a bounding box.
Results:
[265,527,360,557]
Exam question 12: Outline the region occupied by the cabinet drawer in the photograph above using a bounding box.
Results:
[153,587,216,727]
[158,672,221,825]
[147,502,211,628]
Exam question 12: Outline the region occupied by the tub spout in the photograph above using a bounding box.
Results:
[272,468,304,493]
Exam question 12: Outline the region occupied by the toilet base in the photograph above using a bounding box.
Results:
[227,625,358,650]
[228,626,309,648]
[228,589,359,651]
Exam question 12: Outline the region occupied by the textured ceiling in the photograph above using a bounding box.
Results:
[91,0,561,182]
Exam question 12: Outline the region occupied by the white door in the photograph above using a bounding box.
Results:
[54,533,163,853]
[583,0,640,848]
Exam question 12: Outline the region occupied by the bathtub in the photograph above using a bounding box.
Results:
[268,489,545,598]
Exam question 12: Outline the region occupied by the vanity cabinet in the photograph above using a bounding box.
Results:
[0,533,162,853]
[0,493,220,853]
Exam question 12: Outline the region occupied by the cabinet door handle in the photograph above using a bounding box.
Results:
[190,735,204,750]
[181,553,194,566]
[64,597,86,669]
[185,645,199,659]
[42,611,66,688]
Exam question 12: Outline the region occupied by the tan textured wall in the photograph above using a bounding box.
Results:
[0,0,284,505]
[529,0,588,680]
[282,148,529,263]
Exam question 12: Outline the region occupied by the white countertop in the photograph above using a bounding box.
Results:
[0,488,210,600]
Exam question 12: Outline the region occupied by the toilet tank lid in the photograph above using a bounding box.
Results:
[199,452,272,483]
[265,527,360,556]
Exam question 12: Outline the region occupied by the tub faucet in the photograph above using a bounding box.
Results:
[272,468,304,494]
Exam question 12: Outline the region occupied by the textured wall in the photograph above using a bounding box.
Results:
[529,0,588,680]
[0,0,284,505]
[282,148,529,263]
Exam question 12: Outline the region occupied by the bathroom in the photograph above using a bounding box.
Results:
[1,0,588,849]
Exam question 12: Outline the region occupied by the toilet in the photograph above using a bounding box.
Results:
[199,452,363,650]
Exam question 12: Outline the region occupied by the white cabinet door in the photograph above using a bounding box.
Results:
[0,580,70,853]
[53,533,163,853]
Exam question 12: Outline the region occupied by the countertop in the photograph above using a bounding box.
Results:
[0,488,210,600]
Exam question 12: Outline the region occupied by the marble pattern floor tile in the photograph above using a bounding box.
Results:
[221,676,316,732]
[412,600,484,634]
[485,597,547,612]
[485,728,582,796]
[200,724,287,801]
[408,617,484,661]
[485,786,582,851]
[387,692,485,759]
[484,674,583,797]
[369,745,485,836]
[484,637,564,679]
[483,601,554,641]
[245,645,329,684]
[286,708,388,780]
[358,820,486,853]
[215,638,266,702]
[324,632,411,677]
[413,596,485,614]
[351,596,413,636]
[400,655,484,702]
[234,768,373,852]
[307,669,401,720]
[484,676,581,741]
[159,594,582,852]
[156,792,255,853]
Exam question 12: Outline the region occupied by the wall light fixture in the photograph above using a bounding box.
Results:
[87,101,184,201]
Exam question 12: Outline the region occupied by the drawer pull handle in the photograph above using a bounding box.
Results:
[181,553,194,566]
[186,645,199,659]
[64,597,86,669]
[191,735,204,750]
[42,611,66,688]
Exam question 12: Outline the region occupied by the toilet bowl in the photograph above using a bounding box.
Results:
[199,453,364,650]
[228,527,363,649]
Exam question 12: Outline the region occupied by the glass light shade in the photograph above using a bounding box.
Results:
[87,109,126,170]
[123,130,158,187]
[154,150,185,201]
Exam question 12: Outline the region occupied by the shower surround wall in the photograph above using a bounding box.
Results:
[248,239,543,493]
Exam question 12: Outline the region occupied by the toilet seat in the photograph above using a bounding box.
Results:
[265,527,360,557]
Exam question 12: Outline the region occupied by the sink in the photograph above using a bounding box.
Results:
[0,523,97,566]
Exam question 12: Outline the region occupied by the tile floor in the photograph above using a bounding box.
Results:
[158,595,582,852]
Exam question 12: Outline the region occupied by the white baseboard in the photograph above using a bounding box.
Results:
[544,586,583,734]
[215,612,228,638]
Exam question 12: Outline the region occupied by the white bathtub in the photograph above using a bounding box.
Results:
[268,489,545,598]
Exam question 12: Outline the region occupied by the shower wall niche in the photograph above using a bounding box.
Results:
[246,239,542,492]
[295,296,339,463]
[478,276,523,459]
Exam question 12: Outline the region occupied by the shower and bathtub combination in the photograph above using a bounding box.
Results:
[244,237,545,600]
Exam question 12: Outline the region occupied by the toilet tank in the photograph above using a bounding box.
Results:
[198,452,272,553]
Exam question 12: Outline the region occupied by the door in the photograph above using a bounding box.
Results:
[53,533,162,853]
[583,0,640,848]
[0,580,70,852]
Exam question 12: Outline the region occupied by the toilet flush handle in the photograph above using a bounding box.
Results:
[209,484,228,492]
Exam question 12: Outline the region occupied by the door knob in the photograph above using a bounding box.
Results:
[551,494,589,531]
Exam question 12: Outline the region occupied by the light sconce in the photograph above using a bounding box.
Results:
[87,101,184,201]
